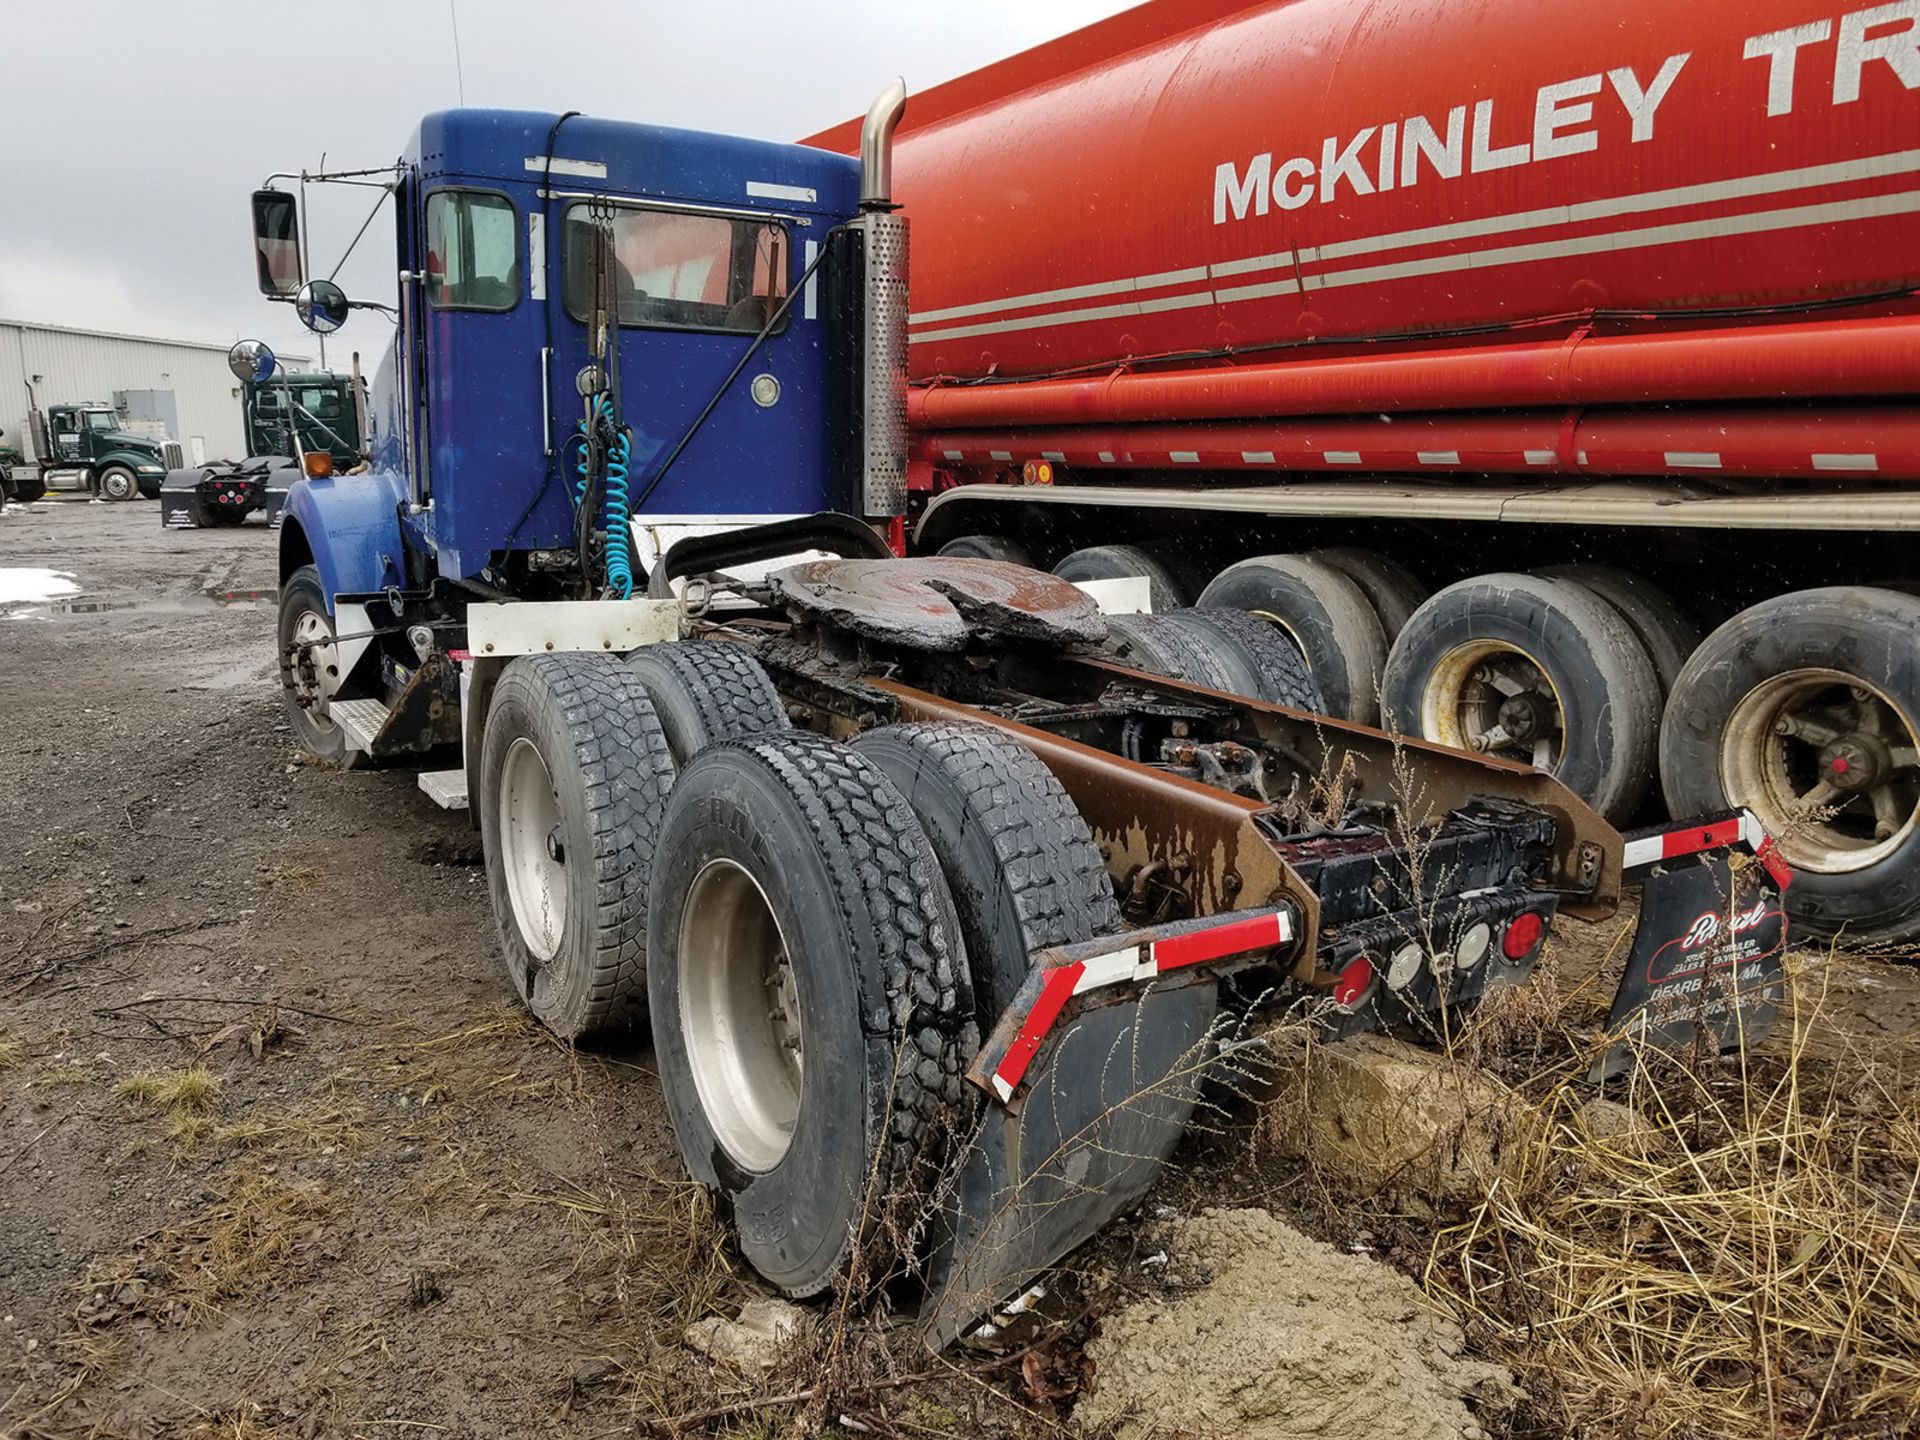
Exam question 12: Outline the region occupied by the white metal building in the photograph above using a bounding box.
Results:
[0,319,309,468]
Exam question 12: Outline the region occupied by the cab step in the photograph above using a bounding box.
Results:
[330,698,391,754]
[418,769,469,810]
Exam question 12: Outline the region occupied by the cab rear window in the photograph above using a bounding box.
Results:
[561,203,789,334]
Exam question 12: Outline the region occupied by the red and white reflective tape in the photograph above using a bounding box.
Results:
[1621,809,1791,889]
[989,908,1291,1103]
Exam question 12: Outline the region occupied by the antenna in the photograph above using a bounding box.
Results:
[448,0,467,105]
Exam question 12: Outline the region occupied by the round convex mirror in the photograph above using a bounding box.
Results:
[295,279,351,335]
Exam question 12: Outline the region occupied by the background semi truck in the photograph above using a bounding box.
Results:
[805,0,1920,946]
[2,401,174,502]
[244,83,1787,1340]
[157,367,364,528]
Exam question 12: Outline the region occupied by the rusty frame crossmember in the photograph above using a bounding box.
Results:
[870,654,1623,977]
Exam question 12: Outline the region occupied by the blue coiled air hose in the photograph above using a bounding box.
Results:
[570,396,634,600]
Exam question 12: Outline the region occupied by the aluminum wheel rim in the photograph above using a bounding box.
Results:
[1721,668,1920,874]
[679,858,803,1174]
[499,737,568,964]
[1421,640,1565,771]
[104,471,134,499]
[289,610,340,733]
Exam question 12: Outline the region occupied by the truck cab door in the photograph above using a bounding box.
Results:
[49,410,80,463]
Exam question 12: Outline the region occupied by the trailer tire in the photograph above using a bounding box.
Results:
[1162,608,1327,713]
[855,722,1117,1017]
[647,734,975,1296]
[938,533,1035,568]
[1539,564,1702,700]
[478,653,676,1040]
[99,465,140,502]
[1381,573,1660,823]
[1661,587,1920,945]
[277,564,360,769]
[1196,555,1385,721]
[1310,547,1429,642]
[1052,544,1189,613]
[1103,613,1234,688]
[625,641,789,771]
[8,474,45,503]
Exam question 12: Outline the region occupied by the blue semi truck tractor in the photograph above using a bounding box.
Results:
[252,87,1796,1344]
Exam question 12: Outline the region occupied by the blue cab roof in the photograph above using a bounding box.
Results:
[410,109,859,218]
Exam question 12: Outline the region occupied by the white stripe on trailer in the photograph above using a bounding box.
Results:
[909,148,1920,328]
[990,450,1013,461]
[1666,451,1723,469]
[1041,450,1067,462]
[1813,453,1879,471]
[1524,450,1556,465]
[943,448,964,461]
[1171,450,1201,463]
[1242,450,1277,463]
[1324,450,1363,465]
[1418,450,1461,466]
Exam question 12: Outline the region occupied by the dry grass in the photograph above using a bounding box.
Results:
[0,1035,16,1069]
[166,1169,335,1312]
[117,1064,221,1113]
[1419,963,1920,1438]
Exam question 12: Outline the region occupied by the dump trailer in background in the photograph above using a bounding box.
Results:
[805,0,1920,945]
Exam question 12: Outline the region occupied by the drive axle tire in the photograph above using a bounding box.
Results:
[8,474,46,503]
[478,653,676,1041]
[626,641,788,771]
[1052,544,1189,613]
[938,533,1035,568]
[856,722,1118,1018]
[647,734,975,1297]
[1310,546,1429,642]
[99,465,140,502]
[1661,587,1920,945]
[1539,564,1702,701]
[1162,608,1326,713]
[1197,554,1386,722]
[1380,572,1661,824]
[277,564,358,769]
[1103,613,1233,689]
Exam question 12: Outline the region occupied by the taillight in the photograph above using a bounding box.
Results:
[1021,459,1055,485]
[1333,956,1376,1009]
[1455,921,1492,971]
[1502,910,1547,961]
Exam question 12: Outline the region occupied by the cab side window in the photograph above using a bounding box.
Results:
[425,190,519,312]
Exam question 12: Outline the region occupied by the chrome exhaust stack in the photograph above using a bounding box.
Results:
[851,79,909,519]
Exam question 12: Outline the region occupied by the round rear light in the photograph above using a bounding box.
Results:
[1502,910,1547,961]
[1455,921,1492,971]
[1386,942,1423,991]
[303,451,335,479]
[1333,956,1376,1009]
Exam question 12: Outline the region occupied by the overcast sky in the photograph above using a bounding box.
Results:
[1,0,1134,364]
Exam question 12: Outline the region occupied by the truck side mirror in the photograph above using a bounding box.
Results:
[228,340,277,384]
[251,189,303,298]
[295,279,350,335]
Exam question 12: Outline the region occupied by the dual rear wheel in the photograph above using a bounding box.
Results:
[477,643,1145,1297]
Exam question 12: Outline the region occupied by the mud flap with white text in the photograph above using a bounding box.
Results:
[1596,853,1787,1080]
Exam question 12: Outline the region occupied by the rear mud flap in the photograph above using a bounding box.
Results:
[919,985,1217,1348]
[1596,849,1788,1080]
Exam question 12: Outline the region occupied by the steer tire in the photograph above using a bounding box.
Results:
[855,722,1119,1018]
[1052,543,1189,613]
[1539,564,1703,701]
[1310,546,1430,642]
[277,564,357,769]
[1661,586,1920,946]
[99,465,140,502]
[938,533,1035,568]
[647,733,976,1297]
[1197,554,1386,722]
[1161,607,1327,713]
[478,653,676,1041]
[1103,612,1233,688]
[626,641,789,771]
[1381,572,1661,824]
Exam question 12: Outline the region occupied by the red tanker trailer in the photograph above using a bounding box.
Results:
[808,0,1920,945]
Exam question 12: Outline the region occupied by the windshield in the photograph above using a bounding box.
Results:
[83,410,117,433]
[561,203,789,334]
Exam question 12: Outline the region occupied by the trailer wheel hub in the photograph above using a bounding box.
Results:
[1723,668,1920,870]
